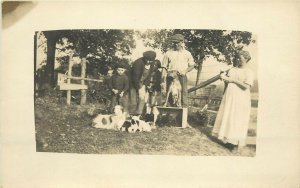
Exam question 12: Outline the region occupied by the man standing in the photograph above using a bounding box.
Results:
[162,34,195,107]
[131,50,157,115]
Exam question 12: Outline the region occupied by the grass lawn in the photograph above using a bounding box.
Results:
[35,96,256,157]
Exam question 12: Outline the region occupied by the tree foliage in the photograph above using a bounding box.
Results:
[54,29,135,73]
[38,30,136,86]
[137,29,254,65]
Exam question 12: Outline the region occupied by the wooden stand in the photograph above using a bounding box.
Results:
[57,54,91,105]
[154,106,188,128]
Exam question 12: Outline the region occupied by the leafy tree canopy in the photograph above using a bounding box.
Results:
[42,29,136,75]
[137,29,254,65]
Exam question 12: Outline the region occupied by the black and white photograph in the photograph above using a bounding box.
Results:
[34,29,258,156]
[2,1,300,188]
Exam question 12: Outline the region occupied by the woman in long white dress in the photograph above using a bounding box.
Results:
[212,50,254,150]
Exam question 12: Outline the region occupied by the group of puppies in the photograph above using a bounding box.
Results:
[91,105,155,133]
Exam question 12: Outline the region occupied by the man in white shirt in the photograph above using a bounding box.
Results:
[162,34,195,107]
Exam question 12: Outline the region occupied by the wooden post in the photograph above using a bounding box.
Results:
[67,54,73,105]
[181,107,188,128]
[34,32,37,99]
[194,59,203,95]
[80,57,87,105]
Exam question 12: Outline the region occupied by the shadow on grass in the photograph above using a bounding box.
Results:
[190,121,256,156]
[190,122,230,149]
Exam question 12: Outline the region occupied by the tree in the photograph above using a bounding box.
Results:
[38,30,136,87]
[137,29,254,85]
[42,31,60,86]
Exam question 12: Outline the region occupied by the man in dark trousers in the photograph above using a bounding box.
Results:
[131,50,157,115]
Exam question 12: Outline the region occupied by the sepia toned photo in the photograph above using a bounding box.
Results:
[34,29,258,156]
[2,1,300,187]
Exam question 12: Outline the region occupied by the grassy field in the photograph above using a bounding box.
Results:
[35,96,256,156]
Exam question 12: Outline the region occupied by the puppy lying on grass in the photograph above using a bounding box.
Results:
[120,115,153,133]
[92,105,126,130]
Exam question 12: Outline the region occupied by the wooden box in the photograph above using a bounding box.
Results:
[154,106,188,128]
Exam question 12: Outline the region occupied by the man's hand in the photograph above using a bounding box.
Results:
[161,82,166,92]
[178,70,186,75]
[139,82,144,89]
[119,91,124,97]
[112,89,119,94]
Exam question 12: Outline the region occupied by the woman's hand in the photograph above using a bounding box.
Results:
[220,73,233,83]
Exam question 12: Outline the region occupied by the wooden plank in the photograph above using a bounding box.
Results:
[246,136,256,145]
[58,83,88,90]
[182,107,188,128]
[188,69,230,93]
[188,74,220,93]
[80,57,87,105]
[57,73,104,83]
[156,106,184,109]
[67,55,72,105]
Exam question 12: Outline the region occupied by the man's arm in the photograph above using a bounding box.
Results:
[161,55,169,79]
[107,75,113,90]
[131,60,142,89]
[179,51,195,75]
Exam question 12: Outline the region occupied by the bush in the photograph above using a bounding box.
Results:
[188,110,208,126]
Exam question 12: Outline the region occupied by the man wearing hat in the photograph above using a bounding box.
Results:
[108,62,130,113]
[131,50,157,115]
[162,34,195,107]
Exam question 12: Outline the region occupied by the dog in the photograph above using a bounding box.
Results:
[164,71,182,107]
[120,117,140,133]
[120,115,152,133]
[132,116,152,132]
[92,105,126,130]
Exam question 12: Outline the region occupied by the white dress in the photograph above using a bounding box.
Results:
[212,67,254,146]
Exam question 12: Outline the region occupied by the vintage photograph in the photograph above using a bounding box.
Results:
[34,29,258,156]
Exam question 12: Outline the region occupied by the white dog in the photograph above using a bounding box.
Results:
[131,116,152,132]
[92,105,126,130]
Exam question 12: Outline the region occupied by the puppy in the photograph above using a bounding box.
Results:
[92,105,126,130]
[132,116,152,132]
[120,119,134,132]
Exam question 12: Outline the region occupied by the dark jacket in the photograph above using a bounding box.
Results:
[151,60,162,92]
[131,57,155,90]
[108,73,129,94]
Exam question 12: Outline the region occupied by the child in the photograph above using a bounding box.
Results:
[108,63,129,113]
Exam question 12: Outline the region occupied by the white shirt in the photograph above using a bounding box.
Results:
[162,49,195,72]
